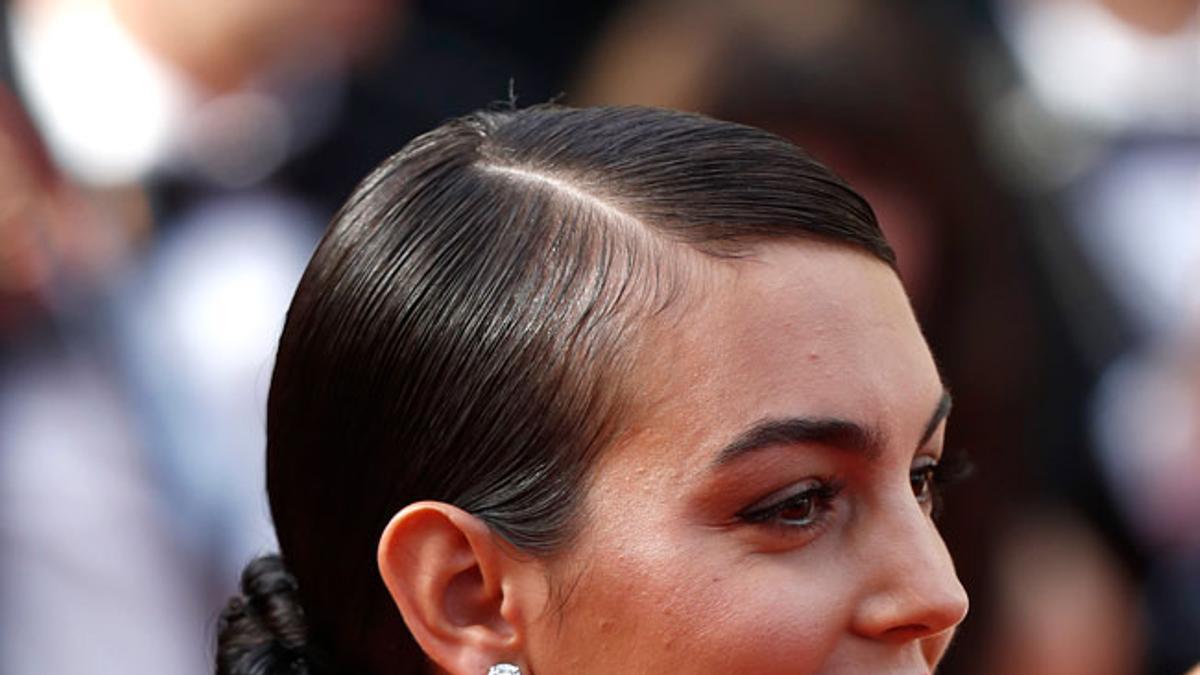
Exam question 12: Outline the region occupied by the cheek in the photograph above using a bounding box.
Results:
[535,534,857,675]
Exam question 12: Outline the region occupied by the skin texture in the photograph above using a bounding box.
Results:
[522,241,968,674]
[380,240,968,674]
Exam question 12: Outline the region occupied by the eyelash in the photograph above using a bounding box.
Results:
[913,449,975,519]
[737,480,844,533]
[738,449,974,531]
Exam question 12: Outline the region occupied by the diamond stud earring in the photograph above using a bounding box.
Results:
[487,664,522,675]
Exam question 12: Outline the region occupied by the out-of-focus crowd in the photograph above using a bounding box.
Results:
[0,0,1195,673]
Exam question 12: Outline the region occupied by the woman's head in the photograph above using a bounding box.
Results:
[221,106,965,674]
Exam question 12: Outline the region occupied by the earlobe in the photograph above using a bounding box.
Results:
[378,502,532,675]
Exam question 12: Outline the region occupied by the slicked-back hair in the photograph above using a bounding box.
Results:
[245,106,894,675]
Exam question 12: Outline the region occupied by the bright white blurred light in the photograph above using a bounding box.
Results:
[999,0,1200,135]
[8,0,194,185]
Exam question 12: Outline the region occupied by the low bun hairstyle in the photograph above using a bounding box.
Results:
[217,106,894,674]
[217,556,336,675]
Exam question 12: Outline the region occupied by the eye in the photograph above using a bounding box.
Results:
[774,492,819,526]
[737,479,842,530]
[910,450,974,518]
[910,462,937,507]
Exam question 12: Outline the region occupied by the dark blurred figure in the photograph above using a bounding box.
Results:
[282,0,629,214]
[987,1,1199,672]
[575,0,1148,673]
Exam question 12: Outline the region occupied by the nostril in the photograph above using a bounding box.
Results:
[852,581,969,642]
[883,623,932,640]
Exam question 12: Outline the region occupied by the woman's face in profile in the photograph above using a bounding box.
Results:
[523,241,968,673]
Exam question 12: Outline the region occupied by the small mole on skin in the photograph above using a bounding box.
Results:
[807,351,820,362]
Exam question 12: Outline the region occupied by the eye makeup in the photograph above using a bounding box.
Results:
[736,478,844,531]
[733,446,973,533]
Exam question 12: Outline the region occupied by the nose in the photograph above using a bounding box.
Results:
[850,499,969,642]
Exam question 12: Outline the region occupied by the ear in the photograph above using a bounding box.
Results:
[378,502,541,675]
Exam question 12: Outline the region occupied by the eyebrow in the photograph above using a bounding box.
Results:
[712,389,952,467]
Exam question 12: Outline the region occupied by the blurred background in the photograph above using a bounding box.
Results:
[0,0,1196,673]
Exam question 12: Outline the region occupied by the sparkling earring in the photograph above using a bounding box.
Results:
[487,664,522,675]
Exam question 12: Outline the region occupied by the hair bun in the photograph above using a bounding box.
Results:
[217,554,321,674]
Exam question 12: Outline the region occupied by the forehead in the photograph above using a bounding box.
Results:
[610,240,941,468]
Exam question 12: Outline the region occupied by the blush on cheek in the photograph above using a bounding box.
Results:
[695,579,847,674]
[556,505,857,671]
[580,554,846,675]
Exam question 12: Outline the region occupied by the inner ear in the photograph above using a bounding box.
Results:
[445,562,509,634]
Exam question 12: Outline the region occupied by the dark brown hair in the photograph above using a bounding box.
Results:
[217,105,893,675]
